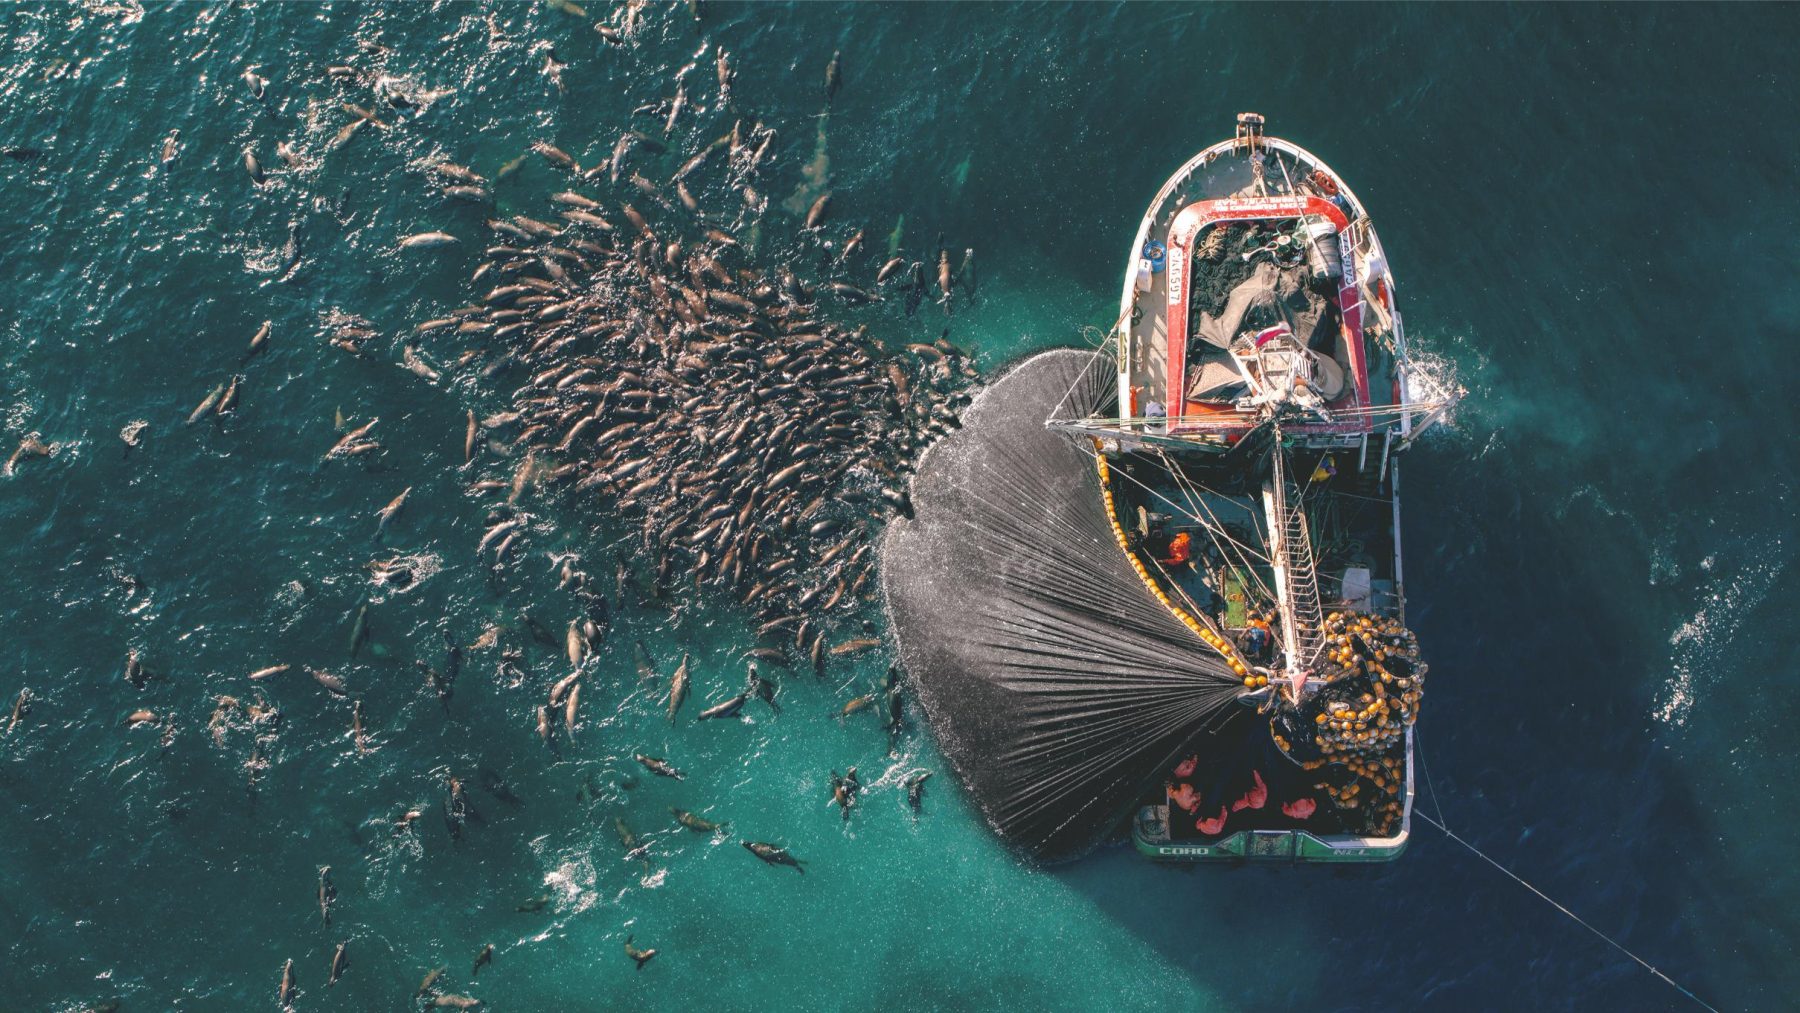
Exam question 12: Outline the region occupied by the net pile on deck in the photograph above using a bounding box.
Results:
[880,349,1246,862]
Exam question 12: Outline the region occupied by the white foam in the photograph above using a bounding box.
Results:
[1655,549,1785,726]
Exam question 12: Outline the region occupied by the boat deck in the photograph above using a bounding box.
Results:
[1109,442,1411,856]
[1119,134,1406,441]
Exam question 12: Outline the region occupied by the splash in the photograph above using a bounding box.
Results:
[1399,337,1472,439]
[1655,549,1786,726]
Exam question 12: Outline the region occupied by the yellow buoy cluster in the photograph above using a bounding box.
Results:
[1301,610,1423,837]
[1093,449,1251,683]
[1315,609,1424,744]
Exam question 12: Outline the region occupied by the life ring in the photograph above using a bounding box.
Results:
[1142,239,1166,261]
[1308,170,1339,197]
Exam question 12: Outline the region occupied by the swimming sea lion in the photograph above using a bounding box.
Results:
[667,652,689,721]
[742,840,804,873]
[624,935,657,970]
[634,753,685,779]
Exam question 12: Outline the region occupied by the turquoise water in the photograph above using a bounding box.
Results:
[3,3,1798,1010]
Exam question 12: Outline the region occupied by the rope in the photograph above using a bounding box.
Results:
[1416,727,1448,835]
[1149,447,1278,598]
[1046,320,1126,424]
[1415,810,1720,1012]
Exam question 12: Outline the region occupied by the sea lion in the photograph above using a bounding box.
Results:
[824,50,842,102]
[634,753,685,779]
[696,691,748,721]
[375,487,410,536]
[828,771,852,818]
[565,620,587,668]
[742,840,805,873]
[401,232,460,249]
[325,418,378,459]
[957,247,978,298]
[563,681,580,734]
[548,670,581,707]
[624,935,658,970]
[432,162,486,185]
[122,650,147,689]
[318,866,336,926]
[803,192,831,231]
[242,67,267,100]
[6,688,30,734]
[216,375,240,416]
[936,245,953,313]
[348,603,370,658]
[531,140,580,173]
[278,958,296,1008]
[417,965,447,997]
[472,943,493,976]
[715,48,733,105]
[905,769,932,812]
[328,941,349,986]
[746,663,779,713]
[351,700,370,754]
[667,652,689,721]
[186,383,224,424]
[663,82,686,134]
[309,668,348,697]
[671,807,724,832]
[244,148,266,184]
[516,894,550,912]
[245,319,271,358]
[828,281,876,303]
[614,815,650,862]
[3,433,51,474]
[434,996,482,1010]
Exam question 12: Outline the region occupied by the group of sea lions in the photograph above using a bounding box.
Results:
[8,5,983,1009]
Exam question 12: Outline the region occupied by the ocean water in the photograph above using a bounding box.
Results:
[2,3,1797,1010]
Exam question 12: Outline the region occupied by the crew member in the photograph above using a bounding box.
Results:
[1158,530,1193,568]
[1243,613,1273,660]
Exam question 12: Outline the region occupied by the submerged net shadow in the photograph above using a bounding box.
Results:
[880,348,1244,862]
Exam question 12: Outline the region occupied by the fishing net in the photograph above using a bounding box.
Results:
[880,349,1246,862]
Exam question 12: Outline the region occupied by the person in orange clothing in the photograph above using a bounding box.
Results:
[1158,530,1193,567]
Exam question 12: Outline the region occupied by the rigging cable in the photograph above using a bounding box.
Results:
[1414,749,1719,1013]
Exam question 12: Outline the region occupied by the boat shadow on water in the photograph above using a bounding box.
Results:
[1046,491,1735,1012]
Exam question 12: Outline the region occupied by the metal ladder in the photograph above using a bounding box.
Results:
[1280,485,1326,668]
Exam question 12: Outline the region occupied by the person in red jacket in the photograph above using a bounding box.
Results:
[1159,531,1193,567]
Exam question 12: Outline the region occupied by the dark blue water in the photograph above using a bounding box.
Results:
[2,3,1796,1010]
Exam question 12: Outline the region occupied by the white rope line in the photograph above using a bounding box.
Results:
[1415,814,1719,1012]
[1150,447,1278,601]
[1093,446,1277,609]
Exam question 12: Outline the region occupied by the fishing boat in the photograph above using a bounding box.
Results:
[1048,114,1460,862]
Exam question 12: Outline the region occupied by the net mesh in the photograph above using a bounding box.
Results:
[880,349,1245,862]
